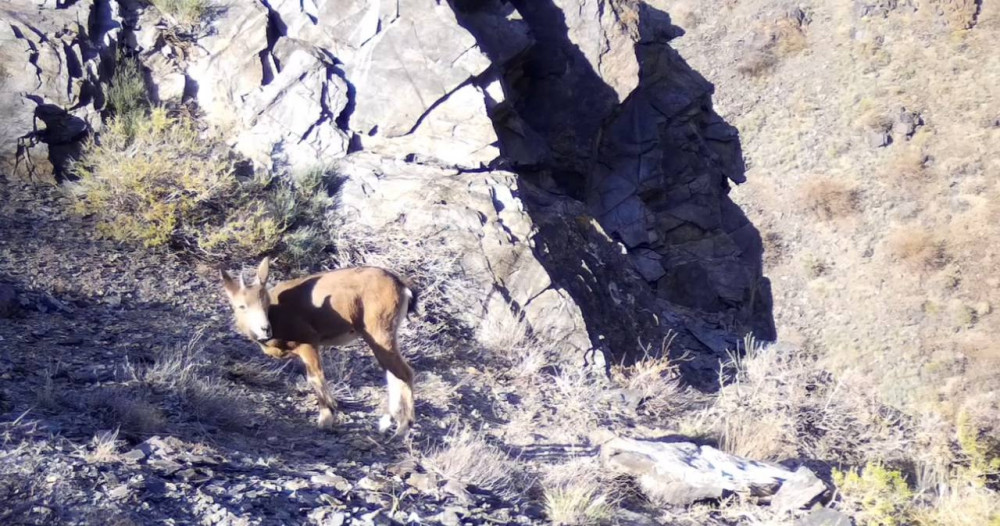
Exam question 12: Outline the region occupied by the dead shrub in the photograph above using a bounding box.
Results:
[889,145,930,180]
[799,178,861,220]
[738,50,779,77]
[886,227,949,270]
[610,334,683,418]
[738,11,809,77]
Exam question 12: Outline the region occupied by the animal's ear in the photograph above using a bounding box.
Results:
[257,257,270,286]
[220,269,240,298]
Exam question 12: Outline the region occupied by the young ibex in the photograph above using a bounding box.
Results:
[220,258,417,437]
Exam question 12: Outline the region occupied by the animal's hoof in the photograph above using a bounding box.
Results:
[317,408,336,430]
[390,421,412,441]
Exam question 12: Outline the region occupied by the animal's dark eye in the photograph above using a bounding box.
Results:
[238,305,247,310]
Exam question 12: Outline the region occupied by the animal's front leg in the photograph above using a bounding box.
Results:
[291,344,338,430]
[258,340,293,359]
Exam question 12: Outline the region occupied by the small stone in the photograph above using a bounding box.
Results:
[350,438,374,450]
[794,508,854,526]
[284,479,309,492]
[356,476,384,491]
[175,468,198,481]
[108,485,130,500]
[406,472,440,494]
[435,508,463,526]
[149,459,183,475]
[122,449,147,462]
[772,466,828,512]
[311,473,352,493]
[387,458,418,478]
[865,129,890,148]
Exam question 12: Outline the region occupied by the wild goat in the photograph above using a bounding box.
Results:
[220,258,417,437]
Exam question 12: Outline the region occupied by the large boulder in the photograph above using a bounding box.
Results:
[334,153,594,358]
[137,0,500,172]
[598,434,828,508]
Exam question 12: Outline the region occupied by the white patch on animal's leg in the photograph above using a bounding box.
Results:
[385,369,412,439]
[386,369,403,418]
[378,414,393,433]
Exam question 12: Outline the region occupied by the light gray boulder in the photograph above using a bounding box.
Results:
[599,434,828,508]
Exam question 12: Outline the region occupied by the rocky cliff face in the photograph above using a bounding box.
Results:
[0,0,773,385]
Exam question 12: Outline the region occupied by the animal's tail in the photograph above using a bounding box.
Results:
[394,273,420,318]
[406,286,420,318]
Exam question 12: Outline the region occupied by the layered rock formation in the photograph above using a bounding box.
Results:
[0,0,774,384]
[0,0,118,180]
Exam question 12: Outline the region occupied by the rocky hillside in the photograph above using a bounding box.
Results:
[1,0,998,525]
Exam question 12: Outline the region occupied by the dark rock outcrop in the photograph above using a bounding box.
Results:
[0,0,120,181]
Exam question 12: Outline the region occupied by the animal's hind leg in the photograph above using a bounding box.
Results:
[360,331,415,438]
[291,344,337,430]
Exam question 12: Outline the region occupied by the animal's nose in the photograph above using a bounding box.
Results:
[261,326,272,339]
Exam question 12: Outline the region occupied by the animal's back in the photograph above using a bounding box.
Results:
[268,267,409,343]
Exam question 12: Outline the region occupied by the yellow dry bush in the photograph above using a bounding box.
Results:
[799,178,861,220]
[833,462,915,526]
[71,107,234,249]
[71,107,335,263]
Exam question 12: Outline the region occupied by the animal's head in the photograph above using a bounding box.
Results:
[221,257,272,341]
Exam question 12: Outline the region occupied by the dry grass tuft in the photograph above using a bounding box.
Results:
[691,339,912,464]
[542,459,619,525]
[80,429,121,464]
[771,16,809,56]
[886,227,949,270]
[87,388,167,438]
[799,178,861,220]
[126,332,253,431]
[737,51,779,77]
[35,366,62,413]
[738,12,809,77]
[923,0,981,29]
[422,426,529,500]
[889,145,930,180]
[610,334,683,418]
[149,0,209,26]
[912,478,1000,525]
